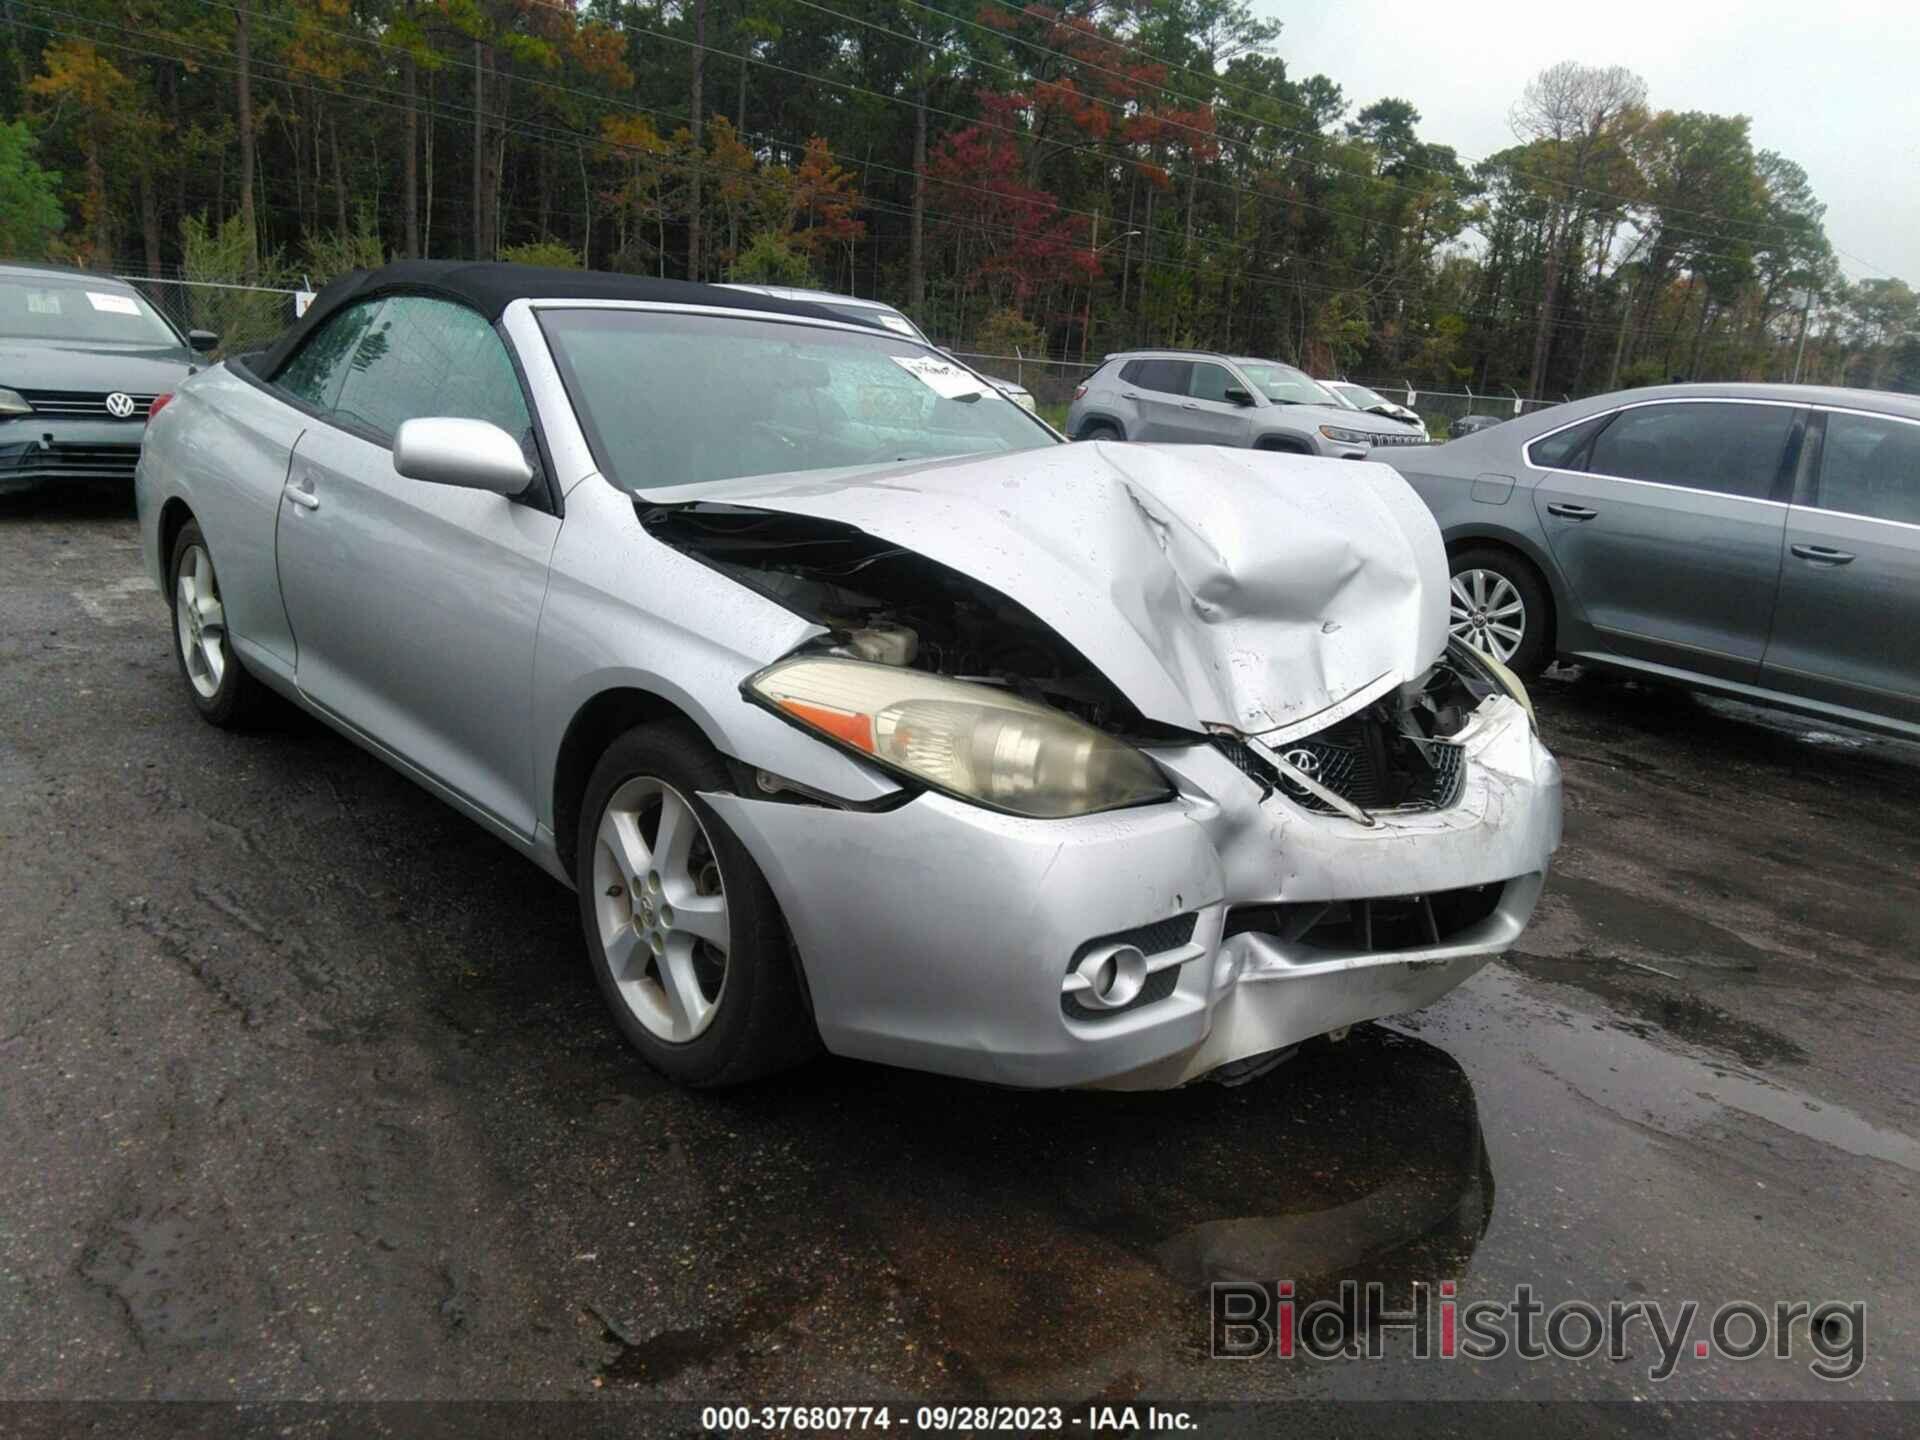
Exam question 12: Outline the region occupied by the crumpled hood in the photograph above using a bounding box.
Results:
[1278,401,1411,437]
[645,441,1450,738]
[0,339,195,393]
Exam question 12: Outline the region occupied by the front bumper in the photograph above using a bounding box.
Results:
[0,417,144,492]
[707,696,1560,1089]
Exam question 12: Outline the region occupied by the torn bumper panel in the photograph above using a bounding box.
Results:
[704,696,1560,1089]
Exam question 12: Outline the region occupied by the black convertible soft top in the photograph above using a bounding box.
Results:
[253,260,865,377]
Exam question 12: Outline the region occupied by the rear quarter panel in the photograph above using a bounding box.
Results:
[136,362,307,672]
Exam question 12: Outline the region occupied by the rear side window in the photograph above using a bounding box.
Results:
[275,300,381,411]
[331,296,533,446]
[1584,402,1795,500]
[1121,358,1192,395]
[1526,412,1613,471]
[1816,412,1920,526]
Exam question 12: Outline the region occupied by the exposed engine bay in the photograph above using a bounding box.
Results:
[642,498,1510,808]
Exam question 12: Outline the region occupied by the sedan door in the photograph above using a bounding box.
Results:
[1761,408,1920,725]
[1529,400,1799,682]
[274,295,560,835]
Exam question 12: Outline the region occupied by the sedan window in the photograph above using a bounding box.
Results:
[330,296,534,447]
[1525,411,1614,471]
[1584,402,1795,500]
[1817,412,1920,526]
[538,307,1053,491]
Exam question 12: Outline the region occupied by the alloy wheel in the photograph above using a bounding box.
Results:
[1449,568,1527,663]
[591,777,731,1043]
[175,544,228,699]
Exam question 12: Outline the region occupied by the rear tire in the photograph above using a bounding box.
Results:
[1076,419,1121,442]
[575,723,815,1087]
[1447,545,1551,676]
[167,519,272,727]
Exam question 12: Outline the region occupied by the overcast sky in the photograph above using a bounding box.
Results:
[1264,0,1919,287]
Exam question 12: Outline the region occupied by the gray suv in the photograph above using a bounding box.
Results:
[1066,350,1428,457]
[1391,383,1920,739]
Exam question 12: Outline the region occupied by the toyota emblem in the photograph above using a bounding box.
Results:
[104,392,137,419]
[1281,747,1323,783]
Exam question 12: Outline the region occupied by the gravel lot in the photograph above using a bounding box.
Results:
[2,486,1916,1421]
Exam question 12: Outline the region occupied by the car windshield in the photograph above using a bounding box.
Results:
[1235,361,1335,406]
[1338,383,1390,410]
[0,274,181,346]
[539,307,1054,491]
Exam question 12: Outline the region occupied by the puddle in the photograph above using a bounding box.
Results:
[612,1029,1499,1393]
[1541,872,1778,971]
[1506,951,1809,1066]
[1471,965,1920,1174]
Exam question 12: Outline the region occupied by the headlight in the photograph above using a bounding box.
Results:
[1451,639,1535,728]
[747,656,1174,818]
[0,387,32,416]
[1317,424,1374,446]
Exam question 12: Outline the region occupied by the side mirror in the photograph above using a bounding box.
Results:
[1223,386,1256,407]
[393,417,533,496]
[188,329,220,353]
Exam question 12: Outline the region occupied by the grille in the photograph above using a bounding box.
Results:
[1060,912,1197,1022]
[15,389,156,420]
[1215,719,1466,817]
[1225,882,1506,956]
[3,442,141,480]
[1365,431,1429,447]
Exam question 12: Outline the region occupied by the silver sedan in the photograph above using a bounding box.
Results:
[136,262,1561,1089]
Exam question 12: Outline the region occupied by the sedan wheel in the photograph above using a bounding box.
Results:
[591,777,730,1043]
[575,723,816,1086]
[1449,568,1527,664]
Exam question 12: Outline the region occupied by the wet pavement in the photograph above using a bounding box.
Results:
[1,486,1916,1419]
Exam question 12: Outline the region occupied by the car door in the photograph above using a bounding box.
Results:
[1761,407,1920,724]
[1529,399,1799,682]
[1119,359,1195,441]
[274,294,560,835]
[1170,360,1257,447]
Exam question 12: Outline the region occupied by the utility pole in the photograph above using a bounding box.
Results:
[1082,210,1098,365]
[1790,287,1814,384]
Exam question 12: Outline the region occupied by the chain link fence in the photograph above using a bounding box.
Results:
[945,350,1097,418]
[117,274,309,359]
[1340,377,1568,439]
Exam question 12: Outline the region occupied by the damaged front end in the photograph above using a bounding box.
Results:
[635,446,1560,1089]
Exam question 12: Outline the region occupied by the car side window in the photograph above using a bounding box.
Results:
[1128,359,1192,395]
[1189,363,1237,403]
[330,295,534,449]
[1816,412,1920,526]
[1584,402,1794,500]
[274,300,381,411]
[1526,412,1613,471]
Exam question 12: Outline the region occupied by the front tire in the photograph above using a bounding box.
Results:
[575,723,815,1087]
[1448,545,1550,675]
[168,519,271,727]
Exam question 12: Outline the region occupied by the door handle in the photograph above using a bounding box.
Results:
[1546,503,1597,520]
[1790,543,1854,565]
[283,478,320,511]
[1181,401,1202,410]
[1121,391,1143,401]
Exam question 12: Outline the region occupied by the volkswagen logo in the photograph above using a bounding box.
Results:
[1281,747,1323,785]
[104,392,138,420]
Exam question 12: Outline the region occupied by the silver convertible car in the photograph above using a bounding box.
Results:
[136,262,1561,1090]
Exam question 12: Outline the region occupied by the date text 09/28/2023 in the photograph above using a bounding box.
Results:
[699,1403,1199,1431]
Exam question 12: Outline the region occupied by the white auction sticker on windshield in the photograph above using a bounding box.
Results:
[890,353,994,400]
[86,291,141,315]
